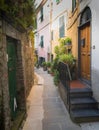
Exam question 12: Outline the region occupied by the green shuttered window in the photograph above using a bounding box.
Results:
[56,0,60,4]
[40,7,43,22]
[40,36,44,48]
[72,0,76,12]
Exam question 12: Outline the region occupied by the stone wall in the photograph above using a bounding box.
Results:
[66,1,80,60]
[0,17,34,130]
[22,33,34,98]
[0,19,11,130]
[0,19,5,130]
[15,40,26,110]
[58,82,68,109]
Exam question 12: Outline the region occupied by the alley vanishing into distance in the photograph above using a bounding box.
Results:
[22,68,99,130]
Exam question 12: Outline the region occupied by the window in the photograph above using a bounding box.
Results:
[80,7,91,25]
[40,7,43,22]
[72,0,76,12]
[40,36,44,48]
[56,0,62,5]
[56,0,60,4]
[59,16,65,38]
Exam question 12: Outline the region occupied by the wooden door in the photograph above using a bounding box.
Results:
[80,23,91,81]
[7,37,17,119]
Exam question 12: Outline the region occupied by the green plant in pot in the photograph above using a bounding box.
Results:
[46,62,51,68]
[64,37,72,45]
[46,62,51,73]
[42,62,47,71]
[50,63,55,76]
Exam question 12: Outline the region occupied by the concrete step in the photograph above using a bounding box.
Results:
[69,87,99,123]
[70,109,99,123]
[70,87,92,98]
[70,97,98,110]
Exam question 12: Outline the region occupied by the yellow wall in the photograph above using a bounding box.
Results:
[52,28,60,59]
[66,1,80,60]
[51,1,80,61]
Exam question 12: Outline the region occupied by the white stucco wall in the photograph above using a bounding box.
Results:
[51,0,71,34]
[35,0,42,8]
[35,0,51,61]
[51,0,71,57]
[90,0,99,101]
[35,0,72,61]
[90,1,99,70]
[38,25,50,60]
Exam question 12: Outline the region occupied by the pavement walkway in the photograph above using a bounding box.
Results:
[22,68,99,130]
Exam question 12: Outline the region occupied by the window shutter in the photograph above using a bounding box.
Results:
[40,7,43,22]
[72,0,76,12]
[59,16,65,38]
[40,36,44,48]
[56,0,60,4]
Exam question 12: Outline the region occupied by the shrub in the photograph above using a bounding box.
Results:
[42,62,46,67]
[64,37,72,45]
[42,62,47,71]
[59,54,74,66]
[46,62,51,68]
[54,45,60,56]
[54,70,59,86]
[51,57,59,71]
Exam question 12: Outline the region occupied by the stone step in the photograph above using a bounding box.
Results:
[70,87,92,98]
[70,109,99,123]
[70,97,98,110]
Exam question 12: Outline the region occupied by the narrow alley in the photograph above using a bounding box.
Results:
[22,67,99,130]
[22,68,81,130]
[1,1,99,130]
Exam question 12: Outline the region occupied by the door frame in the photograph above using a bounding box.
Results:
[78,7,92,85]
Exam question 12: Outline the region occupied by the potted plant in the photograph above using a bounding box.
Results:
[42,62,47,71]
[64,37,72,45]
[46,62,51,73]
[50,63,54,76]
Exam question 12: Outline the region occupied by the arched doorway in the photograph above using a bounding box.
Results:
[79,7,91,84]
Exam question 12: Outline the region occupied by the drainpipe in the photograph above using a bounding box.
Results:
[50,0,53,62]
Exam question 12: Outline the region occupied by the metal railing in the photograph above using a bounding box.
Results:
[58,62,71,112]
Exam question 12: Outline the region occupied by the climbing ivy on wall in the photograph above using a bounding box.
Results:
[0,0,36,29]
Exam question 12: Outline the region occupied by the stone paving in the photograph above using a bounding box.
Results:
[22,67,99,130]
[22,72,44,130]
